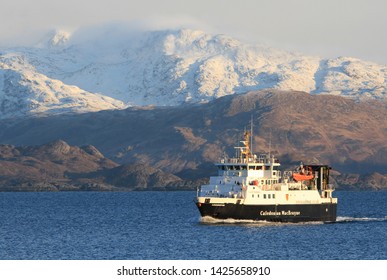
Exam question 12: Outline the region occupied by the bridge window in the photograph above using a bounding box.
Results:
[248,165,263,170]
[263,194,267,199]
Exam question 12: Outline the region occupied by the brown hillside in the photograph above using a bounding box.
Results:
[0,90,386,179]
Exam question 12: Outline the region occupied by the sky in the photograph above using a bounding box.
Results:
[1,0,386,64]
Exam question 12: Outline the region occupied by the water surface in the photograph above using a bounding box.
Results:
[0,191,385,259]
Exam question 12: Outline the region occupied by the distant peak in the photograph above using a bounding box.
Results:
[51,30,71,46]
[81,145,104,158]
[46,139,71,151]
[38,30,72,48]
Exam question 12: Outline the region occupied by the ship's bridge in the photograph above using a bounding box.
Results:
[215,153,281,179]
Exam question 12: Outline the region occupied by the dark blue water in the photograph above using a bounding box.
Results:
[0,191,386,260]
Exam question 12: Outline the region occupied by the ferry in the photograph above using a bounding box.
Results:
[195,128,337,222]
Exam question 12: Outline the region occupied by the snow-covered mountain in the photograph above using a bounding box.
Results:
[0,27,386,119]
[0,53,126,119]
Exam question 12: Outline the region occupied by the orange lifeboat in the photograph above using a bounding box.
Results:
[292,165,314,182]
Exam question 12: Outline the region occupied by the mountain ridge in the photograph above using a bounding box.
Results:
[0,27,385,119]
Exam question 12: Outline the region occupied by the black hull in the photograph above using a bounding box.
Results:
[196,202,337,223]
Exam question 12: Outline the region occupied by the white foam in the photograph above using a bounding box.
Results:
[336,216,387,223]
[200,216,269,225]
[199,216,323,226]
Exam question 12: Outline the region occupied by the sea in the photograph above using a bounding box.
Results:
[0,191,386,260]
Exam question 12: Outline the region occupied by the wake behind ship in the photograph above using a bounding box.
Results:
[195,129,337,222]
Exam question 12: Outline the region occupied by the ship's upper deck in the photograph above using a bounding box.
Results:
[217,153,280,166]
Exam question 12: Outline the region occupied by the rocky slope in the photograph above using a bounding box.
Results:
[0,140,185,191]
[0,28,385,119]
[333,172,387,191]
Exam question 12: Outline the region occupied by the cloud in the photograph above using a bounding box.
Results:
[1,0,386,64]
[48,17,218,49]
[131,14,216,33]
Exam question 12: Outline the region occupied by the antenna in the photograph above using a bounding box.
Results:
[250,114,253,156]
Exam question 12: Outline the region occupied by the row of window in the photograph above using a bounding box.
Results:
[250,180,278,185]
[251,194,276,199]
[218,165,280,171]
[216,180,279,186]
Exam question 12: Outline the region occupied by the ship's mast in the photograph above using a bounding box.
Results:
[268,129,272,158]
[235,117,255,161]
